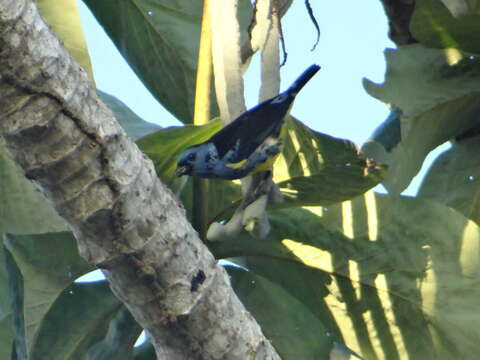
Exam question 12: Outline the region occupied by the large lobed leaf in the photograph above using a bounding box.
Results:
[0,242,13,360]
[2,232,93,357]
[82,0,201,122]
[411,0,480,54]
[82,0,252,123]
[0,232,139,359]
[418,136,480,224]
[212,192,480,359]
[29,282,124,360]
[226,266,333,359]
[0,139,68,234]
[274,117,383,207]
[85,307,142,360]
[363,44,480,194]
[0,315,12,360]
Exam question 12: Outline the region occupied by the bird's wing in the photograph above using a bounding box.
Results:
[209,64,321,162]
[209,97,290,162]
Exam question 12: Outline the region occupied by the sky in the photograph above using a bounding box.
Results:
[77,0,392,143]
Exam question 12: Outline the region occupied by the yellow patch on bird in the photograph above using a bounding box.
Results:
[251,138,285,173]
[251,153,282,173]
[226,159,248,169]
[253,158,274,172]
[226,137,284,174]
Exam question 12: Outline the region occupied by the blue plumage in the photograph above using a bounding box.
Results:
[176,65,320,180]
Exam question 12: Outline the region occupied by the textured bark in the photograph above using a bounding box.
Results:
[378,0,417,46]
[0,0,280,359]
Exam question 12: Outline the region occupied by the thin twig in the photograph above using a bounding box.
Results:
[305,0,320,51]
[277,13,288,66]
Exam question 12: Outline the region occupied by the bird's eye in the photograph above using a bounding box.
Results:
[188,153,196,161]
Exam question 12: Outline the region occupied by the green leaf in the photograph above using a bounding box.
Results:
[83,0,252,123]
[4,245,27,359]
[0,241,14,359]
[0,315,13,360]
[0,139,67,234]
[274,117,383,206]
[37,0,94,81]
[363,45,480,194]
[212,192,480,359]
[98,90,161,140]
[411,0,480,54]
[0,241,10,318]
[3,247,128,360]
[3,232,93,356]
[86,307,141,360]
[30,282,122,360]
[418,136,480,223]
[227,266,333,359]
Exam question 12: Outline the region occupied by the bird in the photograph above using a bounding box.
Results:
[175,64,321,180]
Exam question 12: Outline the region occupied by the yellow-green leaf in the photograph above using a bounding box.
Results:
[212,192,480,359]
[363,45,480,194]
[411,0,480,54]
[0,139,67,234]
[37,0,94,81]
[275,117,383,206]
[418,136,480,224]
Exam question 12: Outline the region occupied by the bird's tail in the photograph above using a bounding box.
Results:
[287,64,321,96]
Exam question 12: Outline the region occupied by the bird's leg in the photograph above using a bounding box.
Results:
[242,170,272,206]
[262,140,283,156]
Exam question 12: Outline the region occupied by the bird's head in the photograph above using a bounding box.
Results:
[175,145,201,177]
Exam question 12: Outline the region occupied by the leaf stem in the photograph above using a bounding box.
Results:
[192,0,212,240]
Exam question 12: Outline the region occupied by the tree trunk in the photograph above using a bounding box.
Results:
[0,0,280,358]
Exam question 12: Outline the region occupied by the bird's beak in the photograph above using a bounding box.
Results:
[175,166,189,177]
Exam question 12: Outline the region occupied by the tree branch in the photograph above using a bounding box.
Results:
[378,0,417,46]
[0,0,280,358]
